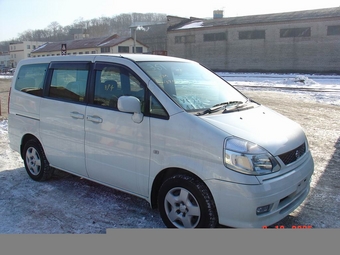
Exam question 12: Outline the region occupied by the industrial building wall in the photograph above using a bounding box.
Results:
[135,23,168,53]
[167,19,340,73]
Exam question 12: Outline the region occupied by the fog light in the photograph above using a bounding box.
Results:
[256,204,271,215]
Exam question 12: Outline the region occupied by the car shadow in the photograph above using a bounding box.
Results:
[0,166,165,234]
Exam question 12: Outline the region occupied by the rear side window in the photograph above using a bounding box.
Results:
[15,63,48,97]
[48,62,89,102]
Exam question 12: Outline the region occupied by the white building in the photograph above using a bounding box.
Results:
[0,52,10,71]
[9,41,46,67]
[30,34,149,57]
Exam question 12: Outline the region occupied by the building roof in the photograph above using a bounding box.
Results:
[32,34,147,53]
[169,7,340,31]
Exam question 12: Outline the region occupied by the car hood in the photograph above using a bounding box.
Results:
[200,105,306,156]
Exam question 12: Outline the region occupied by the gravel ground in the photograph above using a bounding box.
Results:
[0,78,339,232]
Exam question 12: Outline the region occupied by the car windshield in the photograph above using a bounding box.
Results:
[137,61,247,112]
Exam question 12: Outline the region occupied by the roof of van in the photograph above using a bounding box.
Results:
[18,54,193,65]
[117,54,192,62]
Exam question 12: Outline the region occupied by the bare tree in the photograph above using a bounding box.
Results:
[47,21,63,40]
[0,41,10,52]
[1,12,167,43]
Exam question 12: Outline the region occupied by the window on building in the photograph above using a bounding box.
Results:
[280,27,311,38]
[175,36,182,43]
[118,46,129,53]
[133,47,143,53]
[239,30,265,40]
[327,25,340,36]
[175,35,195,43]
[85,51,89,54]
[33,45,36,49]
[91,51,96,54]
[204,32,227,42]
[27,45,31,49]
[101,47,110,53]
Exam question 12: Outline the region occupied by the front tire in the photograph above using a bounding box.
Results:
[158,174,218,228]
[23,139,53,181]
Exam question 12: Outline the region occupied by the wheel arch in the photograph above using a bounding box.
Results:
[150,167,214,209]
[20,134,41,159]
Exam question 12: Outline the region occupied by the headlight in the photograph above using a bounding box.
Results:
[224,137,280,175]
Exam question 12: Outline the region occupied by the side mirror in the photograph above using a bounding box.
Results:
[117,96,143,123]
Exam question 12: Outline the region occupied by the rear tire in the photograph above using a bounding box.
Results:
[23,139,53,181]
[158,174,218,228]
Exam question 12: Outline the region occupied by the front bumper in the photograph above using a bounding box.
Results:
[205,151,314,228]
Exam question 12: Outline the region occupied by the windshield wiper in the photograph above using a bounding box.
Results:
[196,101,245,116]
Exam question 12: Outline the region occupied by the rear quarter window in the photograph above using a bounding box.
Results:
[15,63,48,97]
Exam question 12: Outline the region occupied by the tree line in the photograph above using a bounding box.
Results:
[0,12,167,52]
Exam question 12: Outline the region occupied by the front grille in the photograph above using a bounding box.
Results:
[278,143,306,165]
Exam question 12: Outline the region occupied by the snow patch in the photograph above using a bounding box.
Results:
[175,21,204,30]
[293,75,317,85]
[218,72,340,106]
[0,120,8,134]
[0,75,13,79]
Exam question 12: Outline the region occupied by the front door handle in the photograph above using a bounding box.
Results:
[70,111,84,119]
[86,115,103,123]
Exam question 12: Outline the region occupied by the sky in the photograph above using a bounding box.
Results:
[0,0,339,41]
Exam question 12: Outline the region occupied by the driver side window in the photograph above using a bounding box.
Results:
[93,63,145,111]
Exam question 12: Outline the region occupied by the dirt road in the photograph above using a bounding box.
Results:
[0,78,339,232]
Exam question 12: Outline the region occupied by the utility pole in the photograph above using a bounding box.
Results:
[130,23,149,54]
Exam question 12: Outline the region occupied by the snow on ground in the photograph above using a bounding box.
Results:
[218,72,340,106]
[0,74,12,79]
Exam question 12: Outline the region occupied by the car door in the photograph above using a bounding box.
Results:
[39,61,90,177]
[84,61,150,197]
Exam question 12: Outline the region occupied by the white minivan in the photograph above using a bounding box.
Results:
[8,54,314,228]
